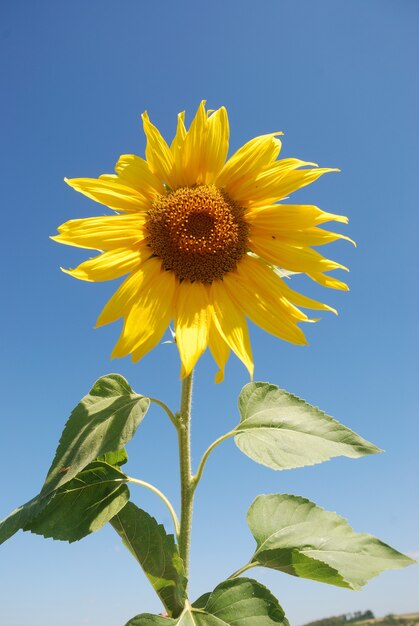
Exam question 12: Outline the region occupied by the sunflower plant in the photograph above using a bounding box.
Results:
[0,102,414,625]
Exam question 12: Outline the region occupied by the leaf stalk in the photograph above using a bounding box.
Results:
[228,561,259,579]
[126,476,180,538]
[192,430,236,488]
[148,397,178,428]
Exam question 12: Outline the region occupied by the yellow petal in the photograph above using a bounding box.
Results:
[283,227,355,247]
[245,166,339,207]
[215,132,283,197]
[249,224,354,248]
[62,246,150,282]
[235,255,308,320]
[270,267,337,314]
[174,280,211,378]
[112,262,176,358]
[170,111,187,187]
[174,103,230,187]
[170,111,187,152]
[223,257,309,345]
[65,177,150,213]
[202,106,229,184]
[308,271,349,291]
[141,112,174,184]
[234,159,316,205]
[208,322,230,384]
[210,280,254,378]
[115,154,165,197]
[181,100,208,186]
[249,231,348,274]
[52,214,148,250]
[96,258,160,327]
[246,204,349,229]
[130,329,170,363]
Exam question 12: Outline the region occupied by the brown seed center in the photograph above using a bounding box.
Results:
[146,185,248,283]
[186,212,215,239]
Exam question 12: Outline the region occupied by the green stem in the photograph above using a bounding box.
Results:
[228,561,259,579]
[127,475,180,538]
[192,430,236,488]
[177,371,194,580]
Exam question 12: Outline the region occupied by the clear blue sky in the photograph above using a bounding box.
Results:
[0,1,417,625]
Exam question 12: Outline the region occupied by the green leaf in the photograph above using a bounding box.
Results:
[247,494,415,590]
[192,593,211,610]
[0,493,54,545]
[111,502,187,618]
[97,448,128,467]
[1,375,145,546]
[0,460,129,545]
[25,461,129,542]
[125,577,288,625]
[41,374,149,495]
[235,382,381,470]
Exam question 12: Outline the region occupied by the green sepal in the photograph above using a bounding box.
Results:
[234,382,381,470]
[25,461,129,542]
[111,502,187,618]
[41,374,149,495]
[125,577,289,625]
[247,493,415,590]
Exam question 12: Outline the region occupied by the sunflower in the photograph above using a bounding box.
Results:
[53,101,351,382]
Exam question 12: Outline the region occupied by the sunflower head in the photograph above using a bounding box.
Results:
[53,101,352,382]
[147,184,248,283]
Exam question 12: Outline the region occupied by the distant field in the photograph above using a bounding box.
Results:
[302,612,419,626]
[354,615,419,626]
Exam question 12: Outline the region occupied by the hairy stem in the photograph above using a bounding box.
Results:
[177,372,195,580]
[127,476,180,537]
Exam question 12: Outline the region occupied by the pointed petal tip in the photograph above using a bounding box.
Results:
[94,315,107,329]
[214,370,225,384]
[60,266,95,282]
[180,362,193,380]
[141,111,150,126]
[337,233,357,248]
